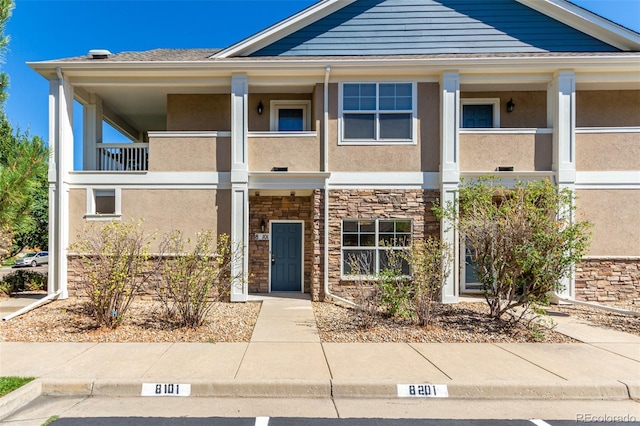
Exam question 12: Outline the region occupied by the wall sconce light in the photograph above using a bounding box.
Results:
[506,98,515,113]
[260,219,266,233]
[257,101,264,115]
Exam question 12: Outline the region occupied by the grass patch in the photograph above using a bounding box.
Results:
[42,415,59,425]
[0,376,35,397]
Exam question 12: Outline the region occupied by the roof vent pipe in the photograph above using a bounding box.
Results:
[88,49,112,59]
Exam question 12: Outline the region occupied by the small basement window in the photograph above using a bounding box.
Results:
[86,188,121,220]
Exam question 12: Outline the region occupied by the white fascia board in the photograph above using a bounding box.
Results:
[517,0,640,51]
[212,0,357,59]
[68,171,231,186]
[328,172,440,189]
[249,172,330,190]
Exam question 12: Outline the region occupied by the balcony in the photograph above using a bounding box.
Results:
[96,143,149,171]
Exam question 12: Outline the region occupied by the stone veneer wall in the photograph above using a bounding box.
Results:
[326,189,440,301]
[248,195,315,296]
[575,258,639,303]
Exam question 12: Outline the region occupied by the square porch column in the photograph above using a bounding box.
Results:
[230,74,249,301]
[440,71,461,303]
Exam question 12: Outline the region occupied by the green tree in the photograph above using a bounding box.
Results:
[0,0,49,260]
[435,177,591,320]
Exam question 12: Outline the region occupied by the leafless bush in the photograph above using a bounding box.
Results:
[71,220,155,328]
[154,231,242,328]
[346,251,381,327]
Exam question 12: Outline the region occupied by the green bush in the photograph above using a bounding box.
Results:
[0,269,47,295]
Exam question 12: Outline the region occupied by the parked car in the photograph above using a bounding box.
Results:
[13,252,49,268]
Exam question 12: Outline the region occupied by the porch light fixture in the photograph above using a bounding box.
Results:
[257,101,264,115]
[260,219,266,233]
[506,98,515,113]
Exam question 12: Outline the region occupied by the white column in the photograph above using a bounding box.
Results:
[83,94,103,171]
[48,72,73,299]
[440,72,460,303]
[230,74,249,302]
[550,70,577,298]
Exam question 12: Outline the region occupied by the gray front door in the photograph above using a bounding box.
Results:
[271,222,303,292]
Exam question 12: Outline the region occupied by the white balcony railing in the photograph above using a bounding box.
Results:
[96,143,149,171]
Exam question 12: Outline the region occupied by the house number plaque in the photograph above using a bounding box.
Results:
[397,384,448,398]
[254,233,269,241]
[141,383,191,396]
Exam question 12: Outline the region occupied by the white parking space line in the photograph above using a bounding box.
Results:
[256,417,270,426]
[530,420,552,426]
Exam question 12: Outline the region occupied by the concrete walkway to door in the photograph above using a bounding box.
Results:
[248,292,320,343]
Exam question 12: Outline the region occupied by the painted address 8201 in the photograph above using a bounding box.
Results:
[397,384,449,398]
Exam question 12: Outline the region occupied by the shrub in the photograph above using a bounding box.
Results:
[345,251,381,327]
[405,238,452,326]
[376,248,413,318]
[154,231,241,328]
[0,269,47,295]
[71,220,155,328]
[435,177,591,320]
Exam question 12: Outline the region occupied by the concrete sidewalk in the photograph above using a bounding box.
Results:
[1,293,639,419]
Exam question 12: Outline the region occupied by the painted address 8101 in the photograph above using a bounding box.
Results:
[141,383,191,397]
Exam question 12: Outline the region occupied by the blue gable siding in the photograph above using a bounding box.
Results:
[250,0,619,56]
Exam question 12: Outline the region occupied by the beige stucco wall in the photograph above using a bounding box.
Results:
[576,189,640,256]
[460,133,552,171]
[577,90,640,128]
[248,135,320,171]
[167,94,231,131]
[461,91,547,128]
[68,189,231,251]
[68,188,87,246]
[420,83,440,172]
[149,136,231,172]
[576,132,640,171]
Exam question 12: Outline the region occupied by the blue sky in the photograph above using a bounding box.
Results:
[3,0,639,146]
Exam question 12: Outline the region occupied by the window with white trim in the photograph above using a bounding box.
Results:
[341,219,412,276]
[270,100,311,131]
[86,188,121,220]
[340,83,415,143]
[461,98,500,128]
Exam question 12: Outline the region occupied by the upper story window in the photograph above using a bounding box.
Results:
[270,100,311,131]
[340,83,416,144]
[461,98,500,128]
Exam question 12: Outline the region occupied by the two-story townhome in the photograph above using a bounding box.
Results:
[29,0,640,304]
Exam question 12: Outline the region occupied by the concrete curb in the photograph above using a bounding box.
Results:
[0,380,42,420]
[90,379,332,398]
[330,380,631,400]
[29,379,635,400]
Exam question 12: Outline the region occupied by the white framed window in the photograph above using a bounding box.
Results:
[341,219,412,277]
[269,100,311,131]
[461,98,500,128]
[339,82,416,144]
[86,187,121,220]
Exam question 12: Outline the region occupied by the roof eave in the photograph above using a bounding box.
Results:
[517,0,640,51]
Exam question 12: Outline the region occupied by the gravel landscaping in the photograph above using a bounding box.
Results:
[1,293,637,343]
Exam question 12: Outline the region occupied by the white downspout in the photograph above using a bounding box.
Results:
[2,290,62,321]
[321,64,355,307]
[551,293,640,317]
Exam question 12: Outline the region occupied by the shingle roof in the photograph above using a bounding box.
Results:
[51,48,222,62]
[44,49,639,64]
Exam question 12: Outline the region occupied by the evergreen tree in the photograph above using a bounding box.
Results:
[0,0,49,259]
